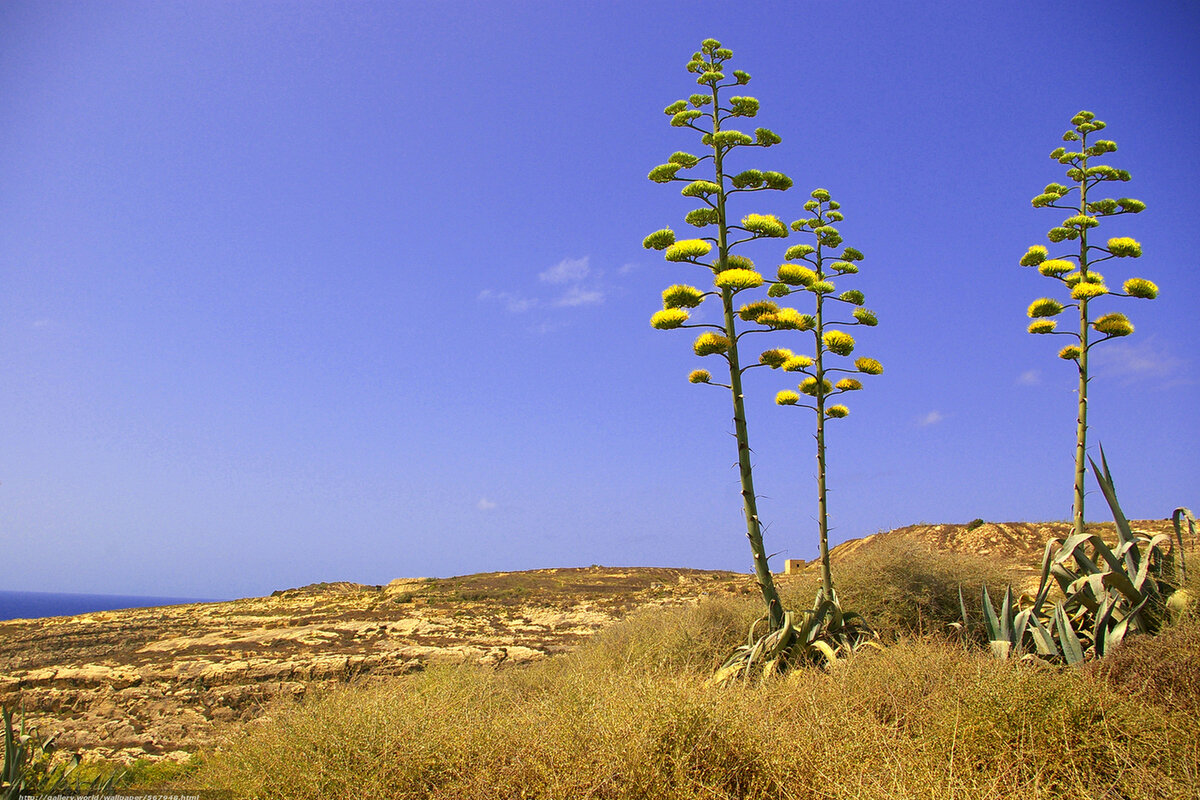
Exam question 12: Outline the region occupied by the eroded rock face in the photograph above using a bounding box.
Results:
[0,567,746,763]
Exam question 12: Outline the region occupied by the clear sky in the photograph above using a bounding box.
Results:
[2,1,1196,599]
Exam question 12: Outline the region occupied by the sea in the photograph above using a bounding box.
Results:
[0,590,224,622]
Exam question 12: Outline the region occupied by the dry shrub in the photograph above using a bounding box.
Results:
[1090,616,1200,715]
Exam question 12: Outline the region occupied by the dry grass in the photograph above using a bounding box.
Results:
[186,600,1200,800]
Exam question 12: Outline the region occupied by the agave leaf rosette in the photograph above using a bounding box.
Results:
[644,39,802,633]
[972,449,1191,664]
[1019,111,1157,540]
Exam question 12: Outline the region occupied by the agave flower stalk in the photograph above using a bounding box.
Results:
[644,39,793,630]
[1020,111,1156,539]
[761,190,881,600]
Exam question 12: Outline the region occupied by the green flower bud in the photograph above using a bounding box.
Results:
[784,244,816,261]
[697,71,724,86]
[759,348,793,368]
[1106,237,1142,257]
[1071,282,1108,301]
[688,94,712,108]
[810,188,831,202]
[831,261,858,274]
[1085,165,1120,181]
[669,151,701,168]
[800,377,833,397]
[823,330,855,356]
[1049,147,1067,160]
[712,130,754,148]
[1123,278,1158,299]
[701,38,721,51]
[758,308,814,331]
[1071,111,1096,125]
[1047,227,1076,243]
[651,308,689,329]
[741,213,789,238]
[1028,319,1056,334]
[1027,298,1064,318]
[826,405,850,419]
[686,60,705,74]
[685,208,718,227]
[725,254,754,270]
[648,163,683,183]
[766,282,791,298]
[662,284,705,309]
[762,172,792,190]
[840,247,864,262]
[731,169,764,189]
[1038,259,1073,277]
[855,357,883,375]
[733,70,750,84]
[714,48,732,59]
[1058,345,1082,361]
[1116,197,1145,213]
[777,263,816,286]
[828,200,841,210]
[671,109,704,127]
[839,289,865,306]
[681,180,721,198]
[783,355,814,371]
[811,281,836,294]
[1087,199,1118,215]
[754,127,781,146]
[1045,183,1070,195]
[1115,169,1131,181]
[664,238,713,261]
[1020,245,1049,266]
[693,332,730,357]
[688,369,712,384]
[714,268,764,290]
[643,229,676,250]
[1065,167,1084,180]
[826,210,845,222]
[738,300,778,322]
[729,96,760,117]
[1063,131,1081,142]
[853,308,878,326]
[803,199,820,212]
[1093,313,1133,337]
[791,218,820,231]
[835,378,862,391]
[664,100,688,115]
[776,390,800,406]
[1032,193,1062,207]
[1063,214,1099,230]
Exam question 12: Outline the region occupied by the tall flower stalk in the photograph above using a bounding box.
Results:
[762,190,882,600]
[1020,111,1156,539]
[644,38,792,630]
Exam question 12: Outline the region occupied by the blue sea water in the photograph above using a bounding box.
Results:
[0,590,222,622]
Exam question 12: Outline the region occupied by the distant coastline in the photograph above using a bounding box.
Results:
[0,590,223,622]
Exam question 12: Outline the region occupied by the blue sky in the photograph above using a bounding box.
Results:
[2,2,1196,598]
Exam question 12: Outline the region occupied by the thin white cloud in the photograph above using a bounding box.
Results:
[31,318,51,328]
[539,256,590,285]
[478,289,538,313]
[553,286,604,307]
[918,410,944,427]
[1090,337,1187,386]
[1017,369,1040,386]
[618,262,639,275]
[477,498,497,511]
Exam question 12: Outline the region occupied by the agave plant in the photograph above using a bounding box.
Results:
[969,448,1193,664]
[2,706,123,799]
[712,590,876,685]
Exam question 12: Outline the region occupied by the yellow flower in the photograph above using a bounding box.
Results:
[775,390,800,406]
[1107,237,1142,257]
[738,301,778,322]
[1092,313,1133,337]
[835,378,862,391]
[714,269,764,290]
[1123,278,1158,299]
[693,332,730,357]
[782,355,814,371]
[662,284,705,309]
[665,239,713,262]
[1027,298,1064,318]
[725,254,755,270]
[1020,246,1049,267]
[759,348,793,368]
[651,309,689,330]
[1071,282,1108,301]
[811,281,835,294]
[1058,345,1082,361]
[853,308,878,326]
[1028,319,1057,334]
[741,213,789,238]
[799,377,833,397]
[758,308,814,331]
[688,369,712,384]
[1037,259,1073,277]
[784,244,815,260]
[823,330,856,356]
[826,405,850,418]
[855,358,883,375]
[777,263,817,286]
